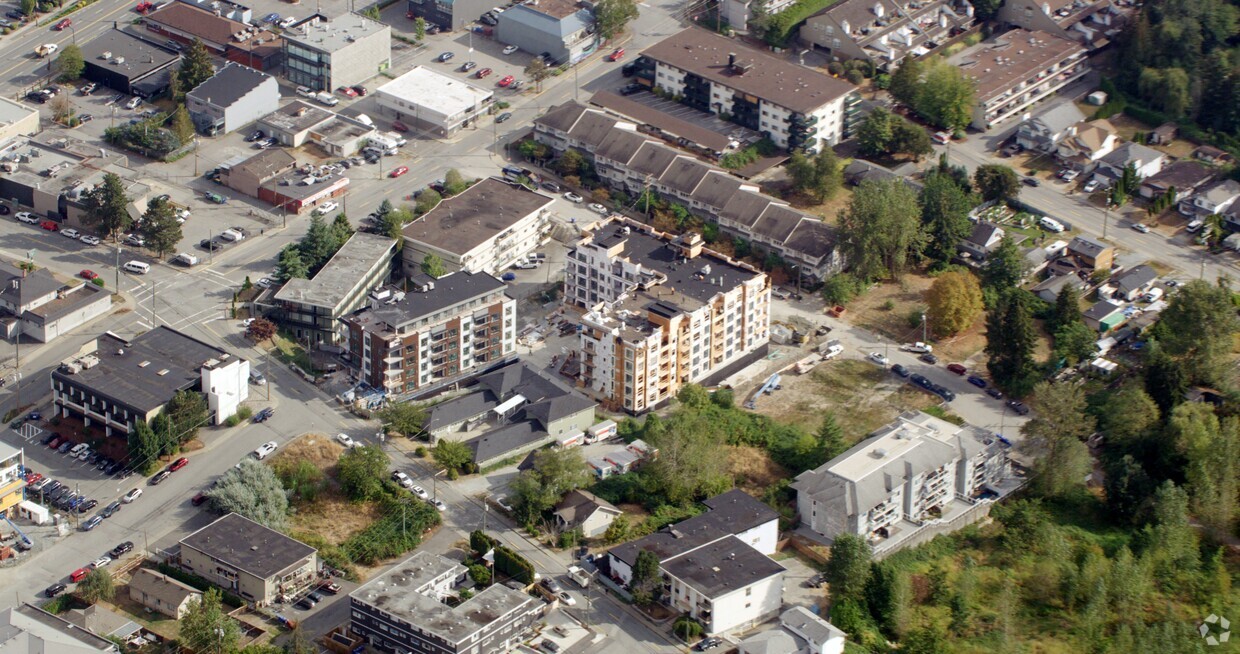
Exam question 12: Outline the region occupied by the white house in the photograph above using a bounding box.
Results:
[1015,102,1087,153]
[1092,141,1166,186]
[1180,179,1240,218]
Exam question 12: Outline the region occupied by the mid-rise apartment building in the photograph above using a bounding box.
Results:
[341,272,516,399]
[273,232,397,345]
[0,442,24,518]
[954,28,1089,130]
[800,0,977,71]
[634,27,859,152]
[282,13,391,92]
[566,218,769,413]
[179,513,318,606]
[792,411,1009,555]
[997,0,1127,50]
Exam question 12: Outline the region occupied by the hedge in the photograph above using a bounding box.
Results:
[494,545,536,584]
[156,562,245,607]
[470,530,496,556]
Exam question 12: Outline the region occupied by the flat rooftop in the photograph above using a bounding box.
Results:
[275,232,395,310]
[826,412,966,482]
[260,101,334,133]
[641,27,855,114]
[80,28,180,78]
[311,116,374,142]
[402,178,554,255]
[609,489,776,566]
[377,66,493,116]
[0,96,36,128]
[352,551,536,645]
[662,535,785,598]
[954,29,1086,102]
[345,271,509,335]
[283,13,388,53]
[181,513,317,580]
[588,90,732,152]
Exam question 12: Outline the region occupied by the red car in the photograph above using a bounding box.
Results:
[497,75,515,87]
[25,473,43,485]
[338,86,358,98]
[54,18,71,30]
[391,120,409,133]
[607,47,625,61]
[80,269,98,280]
[475,67,492,79]
[169,457,189,472]
[390,166,409,178]
[40,220,58,231]
[946,363,967,375]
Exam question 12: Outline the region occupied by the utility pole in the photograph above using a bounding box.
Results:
[114,243,120,290]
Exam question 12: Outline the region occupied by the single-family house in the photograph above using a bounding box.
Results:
[1056,119,1119,167]
[128,569,201,619]
[1015,103,1087,153]
[1083,300,1125,332]
[1092,141,1166,185]
[1179,179,1240,218]
[958,222,1005,262]
[1111,265,1158,302]
[1065,235,1114,272]
[1031,272,1088,303]
[553,489,622,538]
[1138,160,1215,202]
[1193,145,1234,166]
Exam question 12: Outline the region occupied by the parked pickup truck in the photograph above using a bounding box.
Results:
[820,340,844,359]
[900,342,933,354]
[566,565,592,588]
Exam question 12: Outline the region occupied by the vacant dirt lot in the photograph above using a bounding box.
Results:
[729,445,788,494]
[845,275,989,363]
[270,434,381,547]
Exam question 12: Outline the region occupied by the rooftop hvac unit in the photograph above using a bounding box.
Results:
[113,57,125,64]
[100,51,112,59]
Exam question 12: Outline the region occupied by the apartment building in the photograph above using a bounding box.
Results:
[534,102,842,279]
[179,513,318,606]
[997,0,1127,50]
[634,28,859,152]
[954,28,1089,130]
[792,411,1009,555]
[604,490,784,635]
[341,272,516,399]
[350,551,542,654]
[800,0,977,71]
[273,232,397,345]
[282,13,391,92]
[566,218,769,413]
[719,0,799,31]
[0,442,23,518]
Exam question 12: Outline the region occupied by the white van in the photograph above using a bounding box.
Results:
[355,113,373,127]
[173,252,199,266]
[220,229,245,242]
[1038,216,1066,233]
[315,92,339,107]
[123,261,150,274]
[1187,219,1204,233]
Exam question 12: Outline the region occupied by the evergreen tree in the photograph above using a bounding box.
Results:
[919,172,973,264]
[816,413,846,461]
[329,213,354,248]
[170,104,195,144]
[140,197,183,257]
[981,236,1026,291]
[177,39,215,98]
[179,588,240,654]
[824,533,871,602]
[301,214,336,269]
[277,245,309,281]
[973,164,1020,203]
[985,289,1037,393]
[82,172,131,241]
[1052,283,1082,331]
[889,57,923,107]
[1143,340,1188,415]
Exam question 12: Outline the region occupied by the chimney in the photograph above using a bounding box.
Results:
[728,52,736,69]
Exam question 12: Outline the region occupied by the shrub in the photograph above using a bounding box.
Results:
[821,273,863,304]
[470,530,497,555]
[91,278,105,287]
[468,564,492,586]
[494,544,536,584]
[224,415,241,427]
[236,406,253,420]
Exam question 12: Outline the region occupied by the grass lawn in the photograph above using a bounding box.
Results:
[270,333,314,375]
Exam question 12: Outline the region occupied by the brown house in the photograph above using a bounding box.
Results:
[1066,235,1114,271]
[128,569,201,619]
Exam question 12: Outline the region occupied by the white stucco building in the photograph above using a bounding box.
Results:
[374,66,494,137]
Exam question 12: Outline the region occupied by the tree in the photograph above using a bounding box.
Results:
[49,93,74,124]
[414,189,442,215]
[821,273,863,305]
[857,107,895,157]
[361,5,380,19]
[431,439,473,477]
[889,57,923,107]
[837,178,925,281]
[140,197,183,257]
[338,444,390,501]
[508,448,592,522]
[555,149,586,177]
[985,289,1037,394]
[1021,382,1095,498]
[817,413,847,461]
[443,168,468,196]
[970,0,1003,20]
[926,271,983,337]
[787,149,843,202]
[421,253,447,278]
[127,420,163,475]
[525,57,553,91]
[825,533,872,602]
[914,59,975,131]
[284,626,316,654]
[594,0,639,40]
[301,215,337,270]
[277,245,309,281]
[919,172,973,264]
[165,390,208,444]
[55,43,83,80]
[330,213,353,248]
[974,164,1020,203]
[1144,339,1188,415]
[82,172,131,241]
[1054,321,1098,366]
[981,236,1026,291]
[179,588,240,654]
[377,402,426,438]
[891,119,933,161]
[414,16,427,40]
[245,317,276,343]
[170,104,195,144]
[380,207,412,241]
[1052,283,1083,332]
[19,0,34,16]
[77,568,115,604]
[206,459,289,530]
[1148,279,1239,385]
[1168,404,1240,535]
[177,39,215,99]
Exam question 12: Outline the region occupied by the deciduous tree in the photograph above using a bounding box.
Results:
[170,104,195,144]
[1021,382,1094,498]
[179,588,240,654]
[246,317,276,343]
[786,149,842,202]
[55,43,83,80]
[891,119,933,161]
[77,568,116,604]
[206,459,289,530]
[431,439,473,477]
[1054,321,1098,366]
[981,235,1026,291]
[974,164,1020,203]
[421,253,446,278]
[443,168,468,196]
[837,178,925,281]
[594,0,639,40]
[926,271,983,337]
[414,16,426,40]
[889,57,923,107]
[338,444,390,502]
[378,402,426,438]
[508,448,592,522]
[857,107,895,157]
[1148,279,1239,385]
[914,59,976,131]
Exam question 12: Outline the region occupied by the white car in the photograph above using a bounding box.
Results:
[412,485,429,500]
[61,228,80,239]
[868,352,889,366]
[80,235,101,246]
[122,488,142,503]
[279,16,296,28]
[257,277,275,289]
[588,203,609,215]
[312,201,338,216]
[1038,216,1065,233]
[125,97,142,110]
[16,212,37,224]
[91,556,112,568]
[1083,179,1100,193]
[76,447,93,461]
[431,498,447,511]
[1132,223,1151,233]
[392,471,415,489]
[254,441,278,460]
[557,591,577,606]
[336,433,357,448]
[502,44,519,55]
[563,192,583,203]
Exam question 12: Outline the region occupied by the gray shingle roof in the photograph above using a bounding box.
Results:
[187,63,273,109]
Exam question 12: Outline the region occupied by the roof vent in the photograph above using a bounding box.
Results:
[113,57,125,64]
[872,448,888,458]
[117,348,124,355]
[101,51,112,59]
[138,361,150,367]
[157,369,170,376]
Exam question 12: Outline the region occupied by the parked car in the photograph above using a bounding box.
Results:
[1132,222,1151,233]
[947,363,967,375]
[967,375,987,388]
[169,457,189,471]
[412,485,429,500]
[475,67,492,79]
[497,75,515,87]
[891,364,910,377]
[502,44,518,55]
[495,112,512,123]
[392,471,415,489]
[1007,400,1030,415]
[985,387,1004,400]
[431,498,447,511]
[919,352,939,365]
[81,516,103,531]
[1038,216,1065,233]
[336,433,357,448]
[695,638,723,651]
[391,120,409,133]
[150,471,171,485]
[619,82,643,96]
[338,86,358,98]
[16,212,38,224]
[868,352,889,366]
[459,61,477,72]
[563,192,583,203]
[111,541,135,557]
[40,220,58,231]
[125,97,142,110]
[45,584,67,598]
[80,269,98,280]
[61,228,79,239]
[80,235,100,245]
[438,51,455,62]
[1023,176,1041,187]
[1083,179,1100,193]
[254,441,278,460]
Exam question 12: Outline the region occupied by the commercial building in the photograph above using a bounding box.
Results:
[274,232,397,345]
[554,489,621,537]
[258,101,335,147]
[0,261,112,343]
[604,490,783,635]
[51,326,250,437]
[342,272,516,398]
[218,147,349,212]
[375,66,494,137]
[127,569,202,619]
[634,28,859,152]
[406,0,492,31]
[423,361,597,467]
[534,102,842,279]
[142,1,284,71]
[792,411,1010,555]
[220,148,297,197]
[0,441,24,518]
[0,96,39,146]
[400,177,554,276]
[800,0,977,72]
[282,13,391,92]
[179,513,318,606]
[80,28,181,97]
[350,551,543,654]
[494,0,596,66]
[954,29,1089,130]
[0,135,148,228]
[0,604,119,653]
[186,63,281,135]
[566,218,770,413]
